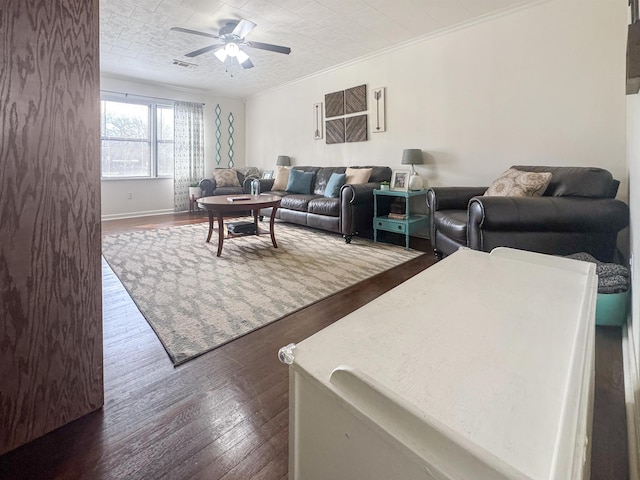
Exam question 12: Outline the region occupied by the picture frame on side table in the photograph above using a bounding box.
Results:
[391,170,409,191]
[262,170,274,179]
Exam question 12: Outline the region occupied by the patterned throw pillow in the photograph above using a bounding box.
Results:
[212,169,240,187]
[345,167,372,185]
[271,166,290,191]
[484,168,552,197]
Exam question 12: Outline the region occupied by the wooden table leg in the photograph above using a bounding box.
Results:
[206,211,214,243]
[216,211,224,257]
[269,206,278,249]
[253,209,259,236]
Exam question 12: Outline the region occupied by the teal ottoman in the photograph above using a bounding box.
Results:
[565,252,630,327]
[596,289,629,326]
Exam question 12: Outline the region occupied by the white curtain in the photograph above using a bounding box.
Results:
[174,101,205,212]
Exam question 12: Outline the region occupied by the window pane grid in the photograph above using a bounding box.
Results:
[100,97,174,179]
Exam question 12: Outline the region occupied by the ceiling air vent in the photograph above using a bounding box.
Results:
[172,59,197,69]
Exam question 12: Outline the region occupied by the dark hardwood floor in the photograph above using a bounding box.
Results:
[0,213,628,479]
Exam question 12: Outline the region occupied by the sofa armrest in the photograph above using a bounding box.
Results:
[242,175,261,194]
[468,196,629,232]
[339,182,379,236]
[341,182,378,205]
[467,196,630,259]
[199,178,216,197]
[427,187,488,211]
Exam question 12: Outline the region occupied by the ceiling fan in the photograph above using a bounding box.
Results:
[171,19,291,69]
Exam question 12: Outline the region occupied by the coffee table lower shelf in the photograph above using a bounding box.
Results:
[197,195,282,257]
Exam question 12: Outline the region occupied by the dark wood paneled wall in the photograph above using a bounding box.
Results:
[0,0,103,455]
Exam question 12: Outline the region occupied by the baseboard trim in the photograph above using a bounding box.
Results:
[623,318,640,480]
[101,209,176,222]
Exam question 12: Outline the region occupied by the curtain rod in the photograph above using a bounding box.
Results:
[100,89,205,106]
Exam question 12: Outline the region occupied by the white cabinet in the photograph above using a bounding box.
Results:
[285,248,597,480]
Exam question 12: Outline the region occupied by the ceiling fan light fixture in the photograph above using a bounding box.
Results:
[236,49,249,64]
[173,18,291,67]
[224,42,240,57]
[214,47,227,62]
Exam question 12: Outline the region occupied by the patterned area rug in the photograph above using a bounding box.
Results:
[102,221,422,366]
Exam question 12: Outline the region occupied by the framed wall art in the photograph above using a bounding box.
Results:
[313,102,323,140]
[325,90,344,118]
[372,87,386,133]
[323,84,370,144]
[346,114,367,143]
[345,84,367,114]
[326,118,345,144]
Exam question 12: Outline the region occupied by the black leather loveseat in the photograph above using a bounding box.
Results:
[427,165,629,261]
[199,167,260,197]
[252,166,391,243]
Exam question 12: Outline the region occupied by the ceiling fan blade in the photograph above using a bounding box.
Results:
[240,58,254,69]
[232,19,257,39]
[246,41,291,55]
[185,44,224,58]
[170,27,219,39]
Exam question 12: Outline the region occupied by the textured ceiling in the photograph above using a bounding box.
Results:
[100,0,539,98]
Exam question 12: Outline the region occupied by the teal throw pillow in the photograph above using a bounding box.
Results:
[324,173,346,198]
[286,169,315,194]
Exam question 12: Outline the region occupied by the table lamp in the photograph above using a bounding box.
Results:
[401,149,424,190]
[276,155,291,166]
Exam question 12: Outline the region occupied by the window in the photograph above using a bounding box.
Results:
[100,97,174,178]
[156,105,174,177]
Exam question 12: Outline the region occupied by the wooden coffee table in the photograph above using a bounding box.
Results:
[197,194,282,257]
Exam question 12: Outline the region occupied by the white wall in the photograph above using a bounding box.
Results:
[246,0,628,199]
[100,75,246,219]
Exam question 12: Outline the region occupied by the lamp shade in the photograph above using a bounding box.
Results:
[276,155,291,166]
[401,149,423,166]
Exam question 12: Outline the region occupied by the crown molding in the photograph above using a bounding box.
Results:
[248,0,551,100]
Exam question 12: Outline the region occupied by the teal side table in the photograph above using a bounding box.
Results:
[373,189,429,249]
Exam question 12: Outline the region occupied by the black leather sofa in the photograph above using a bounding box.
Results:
[251,166,391,243]
[427,166,629,261]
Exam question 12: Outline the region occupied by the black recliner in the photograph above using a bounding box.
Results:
[427,166,629,262]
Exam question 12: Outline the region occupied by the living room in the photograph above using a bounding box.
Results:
[2,0,639,478]
[102,1,628,221]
